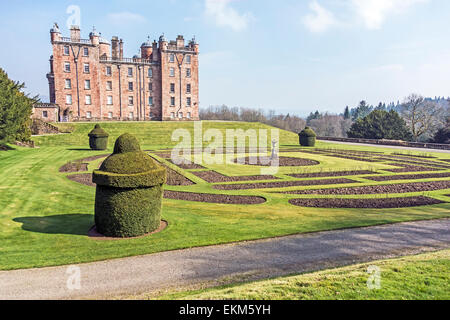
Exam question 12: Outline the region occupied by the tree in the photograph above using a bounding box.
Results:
[343,106,350,120]
[306,110,321,124]
[347,110,412,141]
[432,117,450,144]
[351,100,373,121]
[400,94,444,142]
[0,68,36,143]
[310,114,351,138]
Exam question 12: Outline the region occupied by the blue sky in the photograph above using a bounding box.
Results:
[0,0,449,116]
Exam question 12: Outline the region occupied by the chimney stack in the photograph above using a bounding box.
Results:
[111,36,119,60]
[70,25,81,42]
[119,39,124,60]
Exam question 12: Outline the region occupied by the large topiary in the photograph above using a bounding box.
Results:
[299,127,317,147]
[92,133,166,238]
[88,124,109,150]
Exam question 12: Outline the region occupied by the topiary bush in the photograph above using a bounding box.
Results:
[88,124,109,150]
[299,127,317,147]
[92,133,166,238]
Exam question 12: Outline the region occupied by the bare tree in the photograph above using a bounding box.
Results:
[400,94,444,141]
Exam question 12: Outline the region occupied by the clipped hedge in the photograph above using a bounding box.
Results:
[93,133,166,238]
[299,127,317,147]
[88,124,109,150]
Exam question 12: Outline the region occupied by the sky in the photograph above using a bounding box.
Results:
[0,0,449,116]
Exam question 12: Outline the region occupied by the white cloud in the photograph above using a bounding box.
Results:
[303,1,337,33]
[204,0,254,31]
[107,12,147,25]
[350,0,429,30]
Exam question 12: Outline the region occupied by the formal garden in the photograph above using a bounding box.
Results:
[1,121,450,271]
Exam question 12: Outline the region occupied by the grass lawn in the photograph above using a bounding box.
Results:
[154,250,450,300]
[0,121,449,270]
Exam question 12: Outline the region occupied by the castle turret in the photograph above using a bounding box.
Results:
[99,35,110,59]
[90,26,100,45]
[50,23,61,42]
[159,34,168,51]
[141,37,153,60]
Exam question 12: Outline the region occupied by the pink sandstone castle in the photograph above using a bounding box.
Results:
[35,23,199,122]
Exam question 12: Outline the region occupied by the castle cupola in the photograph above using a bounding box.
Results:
[141,36,153,59]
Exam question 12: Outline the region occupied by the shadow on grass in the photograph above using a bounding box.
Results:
[13,214,94,236]
[67,148,95,151]
[0,143,15,151]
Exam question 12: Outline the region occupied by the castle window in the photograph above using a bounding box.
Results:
[170,112,175,119]
[42,111,48,118]
[179,112,183,119]
[186,68,191,78]
[86,111,92,119]
[108,112,113,119]
[83,47,89,57]
[85,95,92,105]
[107,96,113,105]
[169,54,175,63]
[129,112,134,119]
[186,55,191,64]
[148,97,153,106]
[186,84,191,94]
[150,112,154,118]
[128,82,133,91]
[84,80,91,90]
[170,97,175,106]
[170,83,175,93]
[83,63,90,74]
[128,68,133,77]
[106,66,112,76]
[170,68,175,77]
[65,79,71,89]
[148,83,153,91]
[187,112,191,119]
[106,81,112,91]
[63,46,70,56]
[64,62,71,73]
[148,68,153,78]
[128,96,134,105]
[187,97,192,107]
[66,95,72,105]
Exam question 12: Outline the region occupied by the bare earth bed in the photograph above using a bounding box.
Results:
[164,190,266,204]
[383,163,443,173]
[167,160,205,170]
[213,178,358,190]
[288,170,375,179]
[289,196,445,209]
[234,156,319,167]
[161,165,195,186]
[284,181,450,195]
[366,172,450,182]
[59,162,88,173]
[191,171,279,183]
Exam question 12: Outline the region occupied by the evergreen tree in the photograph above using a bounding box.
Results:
[0,68,36,143]
[343,106,350,119]
[352,100,373,120]
[347,110,412,141]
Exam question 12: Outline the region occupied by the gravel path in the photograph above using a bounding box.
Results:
[0,219,449,300]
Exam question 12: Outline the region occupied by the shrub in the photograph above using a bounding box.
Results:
[88,124,109,150]
[299,127,317,147]
[347,110,412,141]
[92,133,166,238]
